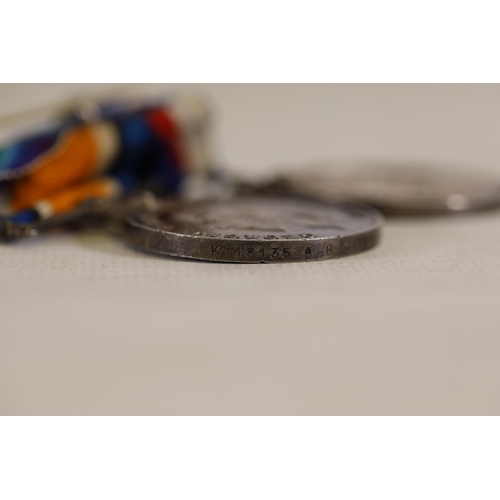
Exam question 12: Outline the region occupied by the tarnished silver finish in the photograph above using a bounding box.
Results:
[124,196,383,263]
[276,165,500,216]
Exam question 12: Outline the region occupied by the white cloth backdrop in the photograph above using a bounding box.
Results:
[1,84,499,415]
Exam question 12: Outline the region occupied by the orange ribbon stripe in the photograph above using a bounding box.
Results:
[11,126,100,211]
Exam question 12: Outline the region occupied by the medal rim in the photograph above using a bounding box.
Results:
[123,196,384,263]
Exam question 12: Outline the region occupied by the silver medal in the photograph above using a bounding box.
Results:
[276,164,500,216]
[124,196,383,263]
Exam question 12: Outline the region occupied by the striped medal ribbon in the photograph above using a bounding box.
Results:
[0,95,212,240]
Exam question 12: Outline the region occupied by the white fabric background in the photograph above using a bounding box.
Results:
[1,84,499,415]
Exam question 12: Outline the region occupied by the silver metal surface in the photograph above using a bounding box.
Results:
[124,196,383,263]
[276,165,500,216]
